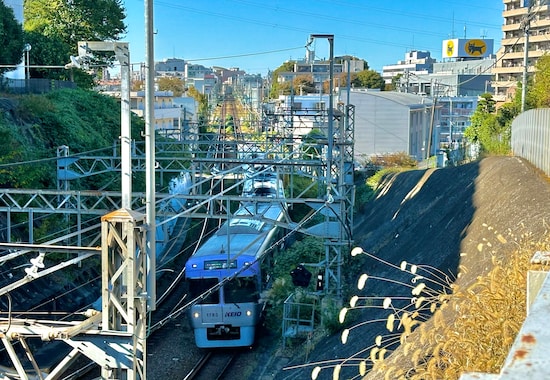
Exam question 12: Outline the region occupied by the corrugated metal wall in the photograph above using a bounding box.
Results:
[350,92,410,157]
[511,108,550,176]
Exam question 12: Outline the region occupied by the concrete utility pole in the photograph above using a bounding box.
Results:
[145,0,157,312]
[521,6,532,113]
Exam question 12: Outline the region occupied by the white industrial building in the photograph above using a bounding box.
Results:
[346,89,440,161]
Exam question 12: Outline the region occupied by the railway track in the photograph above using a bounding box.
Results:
[218,94,243,138]
[183,351,236,380]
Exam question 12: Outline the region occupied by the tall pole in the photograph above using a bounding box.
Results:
[24,44,31,83]
[310,34,334,183]
[346,57,351,106]
[145,0,156,310]
[309,34,340,298]
[328,36,334,182]
[521,17,530,113]
[120,47,132,210]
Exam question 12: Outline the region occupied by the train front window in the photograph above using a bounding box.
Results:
[188,278,219,304]
[224,277,258,303]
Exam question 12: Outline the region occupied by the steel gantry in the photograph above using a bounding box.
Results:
[0,41,356,379]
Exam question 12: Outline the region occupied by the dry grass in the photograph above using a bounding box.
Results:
[308,225,550,380]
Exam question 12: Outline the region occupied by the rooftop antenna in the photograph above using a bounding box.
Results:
[481,28,487,39]
[451,12,455,39]
[463,24,467,39]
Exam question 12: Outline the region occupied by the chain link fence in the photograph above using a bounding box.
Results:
[0,78,76,94]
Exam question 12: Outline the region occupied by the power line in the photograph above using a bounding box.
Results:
[185,46,305,62]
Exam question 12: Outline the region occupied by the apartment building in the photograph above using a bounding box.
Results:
[493,0,550,101]
[130,90,195,139]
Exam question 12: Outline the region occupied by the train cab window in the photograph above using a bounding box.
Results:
[254,186,277,197]
[188,278,219,304]
[224,277,258,303]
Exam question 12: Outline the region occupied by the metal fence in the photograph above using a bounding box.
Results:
[511,108,550,177]
[0,78,76,94]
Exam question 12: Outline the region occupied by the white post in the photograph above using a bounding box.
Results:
[145,0,156,310]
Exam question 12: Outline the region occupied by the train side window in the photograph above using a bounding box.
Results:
[224,277,258,303]
[188,278,219,304]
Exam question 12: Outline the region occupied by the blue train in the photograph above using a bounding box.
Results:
[185,168,286,348]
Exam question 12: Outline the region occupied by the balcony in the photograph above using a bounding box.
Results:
[492,66,526,75]
[503,8,526,17]
[502,22,523,32]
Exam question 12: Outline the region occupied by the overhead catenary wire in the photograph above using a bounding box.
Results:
[154,0,501,57]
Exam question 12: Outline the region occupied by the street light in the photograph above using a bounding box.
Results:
[24,43,31,82]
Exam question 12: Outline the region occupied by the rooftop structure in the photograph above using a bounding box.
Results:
[382,50,436,86]
[346,89,440,161]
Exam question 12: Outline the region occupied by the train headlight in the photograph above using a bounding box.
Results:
[246,310,252,317]
[193,312,200,319]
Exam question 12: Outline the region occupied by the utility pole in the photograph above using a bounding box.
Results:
[520,0,545,112]
[145,0,156,310]
[521,6,532,113]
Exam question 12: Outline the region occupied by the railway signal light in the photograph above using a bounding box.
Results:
[316,270,324,291]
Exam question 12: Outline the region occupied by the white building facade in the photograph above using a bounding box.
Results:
[382,50,436,86]
[130,91,196,139]
[347,90,440,161]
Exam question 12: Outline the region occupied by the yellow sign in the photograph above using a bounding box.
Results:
[464,39,486,56]
[446,40,455,57]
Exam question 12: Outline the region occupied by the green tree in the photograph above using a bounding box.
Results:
[23,31,94,89]
[269,61,295,98]
[293,75,316,94]
[0,2,24,76]
[24,30,69,79]
[187,86,209,134]
[527,54,550,108]
[351,69,385,90]
[477,92,496,113]
[24,0,126,48]
[23,0,126,85]
[464,93,510,155]
[387,73,403,91]
[157,76,185,96]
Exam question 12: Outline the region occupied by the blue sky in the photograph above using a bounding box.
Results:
[121,0,503,75]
